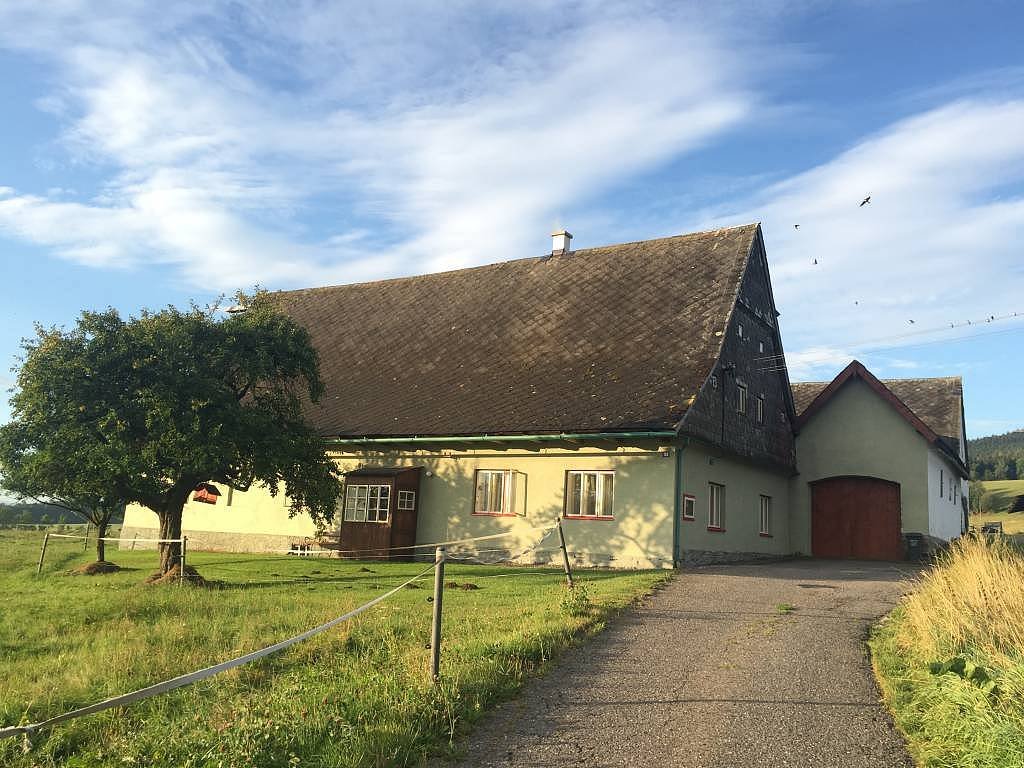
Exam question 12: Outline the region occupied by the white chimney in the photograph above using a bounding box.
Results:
[551,229,573,256]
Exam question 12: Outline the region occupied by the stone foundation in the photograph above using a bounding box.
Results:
[118,526,330,555]
[679,548,788,566]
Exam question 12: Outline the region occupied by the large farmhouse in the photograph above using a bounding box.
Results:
[121,224,969,566]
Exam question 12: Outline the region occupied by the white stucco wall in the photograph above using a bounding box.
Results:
[927,448,966,541]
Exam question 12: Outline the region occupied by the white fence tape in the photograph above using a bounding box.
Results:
[0,563,435,741]
[181,525,556,560]
[47,533,183,544]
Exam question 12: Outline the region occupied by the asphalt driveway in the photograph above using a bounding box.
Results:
[444,559,917,768]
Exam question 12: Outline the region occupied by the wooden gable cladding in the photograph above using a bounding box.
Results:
[336,466,422,560]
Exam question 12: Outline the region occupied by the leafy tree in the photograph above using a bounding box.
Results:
[0,294,342,576]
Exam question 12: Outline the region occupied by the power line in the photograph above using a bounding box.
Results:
[754,309,1024,370]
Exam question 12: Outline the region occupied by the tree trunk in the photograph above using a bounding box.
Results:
[158,506,184,574]
[96,519,107,562]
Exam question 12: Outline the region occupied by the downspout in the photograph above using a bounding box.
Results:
[672,438,688,567]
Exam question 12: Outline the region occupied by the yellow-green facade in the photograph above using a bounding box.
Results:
[122,441,682,569]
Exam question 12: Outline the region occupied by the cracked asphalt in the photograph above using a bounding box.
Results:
[442,559,918,768]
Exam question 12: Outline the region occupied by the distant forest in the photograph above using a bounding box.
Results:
[0,501,125,527]
[969,430,1024,480]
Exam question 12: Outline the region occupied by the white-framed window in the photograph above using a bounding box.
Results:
[708,482,725,530]
[710,374,718,390]
[683,494,696,520]
[758,340,765,354]
[756,394,765,424]
[737,323,745,339]
[475,469,512,515]
[566,471,615,519]
[737,384,748,414]
[759,495,772,535]
[397,490,416,510]
[343,484,390,523]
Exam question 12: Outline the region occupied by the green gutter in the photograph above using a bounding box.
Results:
[325,431,677,445]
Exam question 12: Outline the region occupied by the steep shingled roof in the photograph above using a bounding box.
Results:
[274,224,760,437]
[792,363,965,466]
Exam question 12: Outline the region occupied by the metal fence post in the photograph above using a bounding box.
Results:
[430,546,446,682]
[130,534,138,551]
[83,522,90,552]
[36,532,51,576]
[557,519,575,589]
[179,536,188,587]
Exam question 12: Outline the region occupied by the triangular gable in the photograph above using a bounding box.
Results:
[797,360,967,474]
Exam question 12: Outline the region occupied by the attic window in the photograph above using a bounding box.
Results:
[737,323,745,339]
[711,374,718,390]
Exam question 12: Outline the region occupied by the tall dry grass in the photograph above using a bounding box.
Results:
[897,536,1024,668]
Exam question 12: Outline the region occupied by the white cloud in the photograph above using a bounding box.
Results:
[704,98,1024,379]
[0,1,762,290]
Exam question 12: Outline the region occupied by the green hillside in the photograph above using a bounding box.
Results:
[969,429,1024,480]
[972,479,1024,513]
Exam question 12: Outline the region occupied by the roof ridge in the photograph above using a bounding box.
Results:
[272,222,760,297]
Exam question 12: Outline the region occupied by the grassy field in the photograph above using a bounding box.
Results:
[0,530,669,767]
[973,479,1024,514]
[870,537,1024,767]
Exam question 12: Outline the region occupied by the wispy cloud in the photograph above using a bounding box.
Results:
[0,1,765,288]
[704,97,1024,379]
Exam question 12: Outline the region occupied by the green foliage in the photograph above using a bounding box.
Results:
[969,430,1024,480]
[560,583,593,617]
[0,294,342,569]
[872,618,1024,767]
[0,531,668,767]
[870,539,1024,767]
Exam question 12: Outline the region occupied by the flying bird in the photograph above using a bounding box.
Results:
[794,224,800,229]
[908,319,915,324]
[860,195,871,207]
[813,258,818,265]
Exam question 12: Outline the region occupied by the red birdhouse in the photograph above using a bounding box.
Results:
[192,483,222,505]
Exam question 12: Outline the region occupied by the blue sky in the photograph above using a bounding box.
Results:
[0,1,1023,438]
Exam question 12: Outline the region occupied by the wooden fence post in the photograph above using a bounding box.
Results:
[430,546,446,682]
[36,532,51,576]
[557,519,575,589]
[179,536,188,587]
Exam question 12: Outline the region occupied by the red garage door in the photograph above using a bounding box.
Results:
[811,477,903,560]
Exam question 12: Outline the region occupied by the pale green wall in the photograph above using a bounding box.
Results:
[122,443,678,569]
[680,442,793,557]
[791,377,929,554]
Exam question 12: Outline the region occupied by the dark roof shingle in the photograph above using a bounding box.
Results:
[275,224,759,437]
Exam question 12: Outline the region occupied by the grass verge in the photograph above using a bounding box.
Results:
[869,536,1024,767]
[0,530,669,767]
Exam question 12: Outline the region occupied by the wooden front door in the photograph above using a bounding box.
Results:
[811,476,903,560]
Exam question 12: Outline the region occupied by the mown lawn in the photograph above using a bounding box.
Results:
[0,530,669,767]
[870,537,1024,767]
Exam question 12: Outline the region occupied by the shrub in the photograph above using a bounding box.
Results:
[560,583,593,617]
